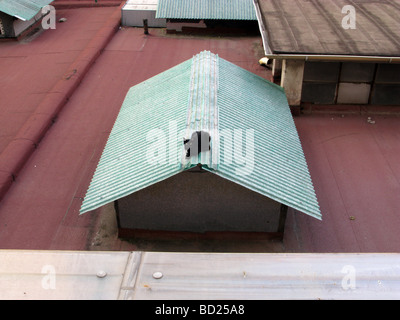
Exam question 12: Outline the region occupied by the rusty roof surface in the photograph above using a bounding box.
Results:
[0,7,399,253]
[255,0,400,56]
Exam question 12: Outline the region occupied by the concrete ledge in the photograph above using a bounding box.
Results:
[1,250,399,300]
[0,4,123,202]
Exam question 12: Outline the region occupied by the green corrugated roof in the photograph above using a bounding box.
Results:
[156,0,257,20]
[80,51,321,220]
[0,0,53,21]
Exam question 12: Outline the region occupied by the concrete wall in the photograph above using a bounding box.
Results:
[13,11,44,37]
[166,19,207,32]
[122,9,166,27]
[272,59,282,81]
[122,0,166,27]
[281,59,305,107]
[117,168,285,234]
[0,12,15,37]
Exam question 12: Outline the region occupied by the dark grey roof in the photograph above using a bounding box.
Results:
[255,0,400,57]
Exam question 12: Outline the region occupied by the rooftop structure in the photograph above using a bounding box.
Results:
[0,4,399,268]
[156,0,257,20]
[254,0,400,59]
[80,51,320,237]
[0,0,53,21]
[253,0,400,108]
[121,0,166,28]
[0,0,54,38]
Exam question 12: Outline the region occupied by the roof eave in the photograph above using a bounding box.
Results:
[263,53,400,63]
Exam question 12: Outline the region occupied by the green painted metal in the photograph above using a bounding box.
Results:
[80,51,321,220]
[216,58,320,219]
[156,0,257,20]
[80,59,192,214]
[182,51,219,170]
[0,0,53,21]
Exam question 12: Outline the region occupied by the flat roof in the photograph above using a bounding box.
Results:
[1,250,399,300]
[255,0,400,57]
[122,0,158,11]
[0,8,399,253]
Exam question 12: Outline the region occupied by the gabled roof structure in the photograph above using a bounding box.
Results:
[156,0,257,20]
[80,51,321,220]
[0,0,53,21]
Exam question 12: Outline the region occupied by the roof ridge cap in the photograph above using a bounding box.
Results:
[181,51,219,170]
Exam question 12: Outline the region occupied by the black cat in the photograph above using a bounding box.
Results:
[183,131,211,158]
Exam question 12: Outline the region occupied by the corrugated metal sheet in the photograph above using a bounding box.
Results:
[0,0,53,21]
[80,59,192,213]
[216,58,320,219]
[1,250,400,300]
[80,51,321,220]
[156,0,257,20]
[182,51,219,170]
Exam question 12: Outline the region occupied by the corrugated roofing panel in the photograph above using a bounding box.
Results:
[216,58,320,219]
[156,0,257,20]
[182,51,219,170]
[80,51,321,220]
[80,60,192,214]
[0,0,53,21]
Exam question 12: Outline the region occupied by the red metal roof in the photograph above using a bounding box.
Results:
[0,6,399,253]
